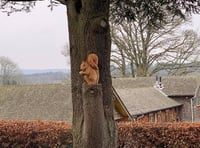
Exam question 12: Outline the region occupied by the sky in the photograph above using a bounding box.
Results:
[0,1,69,69]
[192,14,200,34]
[0,1,200,70]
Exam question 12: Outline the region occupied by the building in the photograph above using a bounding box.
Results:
[112,78,182,122]
[113,76,200,122]
[160,77,200,122]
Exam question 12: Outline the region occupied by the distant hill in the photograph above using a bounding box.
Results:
[21,72,70,85]
[21,69,70,75]
[17,69,71,85]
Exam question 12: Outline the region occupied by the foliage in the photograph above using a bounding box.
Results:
[118,122,200,147]
[1,0,200,26]
[0,0,35,15]
[110,0,200,28]
[1,121,200,147]
[0,120,72,147]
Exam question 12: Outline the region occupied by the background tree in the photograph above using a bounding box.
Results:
[0,56,21,85]
[61,44,70,66]
[1,0,200,148]
[110,16,200,77]
[155,30,200,76]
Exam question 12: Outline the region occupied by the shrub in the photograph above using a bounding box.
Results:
[117,122,200,147]
[0,120,72,148]
[1,121,200,147]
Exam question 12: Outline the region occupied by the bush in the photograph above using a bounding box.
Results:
[1,121,200,147]
[117,122,200,147]
[0,120,72,148]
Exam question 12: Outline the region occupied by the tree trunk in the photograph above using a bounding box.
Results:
[82,84,105,148]
[121,50,126,77]
[130,61,135,77]
[66,0,117,147]
[136,64,148,77]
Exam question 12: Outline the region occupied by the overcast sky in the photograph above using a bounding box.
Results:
[0,1,200,70]
[0,1,68,69]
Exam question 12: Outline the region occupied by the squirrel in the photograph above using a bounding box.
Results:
[79,53,99,85]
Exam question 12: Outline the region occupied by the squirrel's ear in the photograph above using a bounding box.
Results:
[87,54,98,69]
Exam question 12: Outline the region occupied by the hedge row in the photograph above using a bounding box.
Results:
[1,121,200,147]
[0,120,72,148]
[118,122,200,147]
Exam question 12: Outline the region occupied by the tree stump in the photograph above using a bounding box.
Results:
[82,84,105,148]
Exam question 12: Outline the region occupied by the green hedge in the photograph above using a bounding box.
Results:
[1,121,200,147]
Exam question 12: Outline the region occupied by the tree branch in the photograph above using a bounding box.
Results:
[5,0,34,1]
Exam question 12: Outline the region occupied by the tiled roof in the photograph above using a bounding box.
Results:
[112,76,200,96]
[112,77,155,89]
[114,87,182,116]
[161,77,198,96]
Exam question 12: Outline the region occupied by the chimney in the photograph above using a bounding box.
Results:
[155,75,164,89]
[159,76,163,89]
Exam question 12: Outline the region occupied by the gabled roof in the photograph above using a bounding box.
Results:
[161,77,198,96]
[112,77,154,89]
[113,86,182,117]
[112,76,200,97]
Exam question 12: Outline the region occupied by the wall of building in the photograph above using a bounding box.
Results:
[170,96,193,122]
[135,107,180,123]
[194,88,200,122]
[194,106,200,122]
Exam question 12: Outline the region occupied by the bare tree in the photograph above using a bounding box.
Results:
[61,44,70,65]
[111,16,200,77]
[0,56,21,85]
[154,30,200,75]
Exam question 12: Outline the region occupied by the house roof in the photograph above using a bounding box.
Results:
[112,77,154,89]
[112,76,200,97]
[113,87,182,116]
[0,84,72,121]
[161,77,198,96]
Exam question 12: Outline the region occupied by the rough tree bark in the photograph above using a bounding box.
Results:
[82,84,105,148]
[66,0,117,147]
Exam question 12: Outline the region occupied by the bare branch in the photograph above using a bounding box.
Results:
[110,14,200,77]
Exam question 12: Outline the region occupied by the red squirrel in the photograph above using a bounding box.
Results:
[79,53,99,85]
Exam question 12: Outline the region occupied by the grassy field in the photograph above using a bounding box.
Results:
[0,84,72,121]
